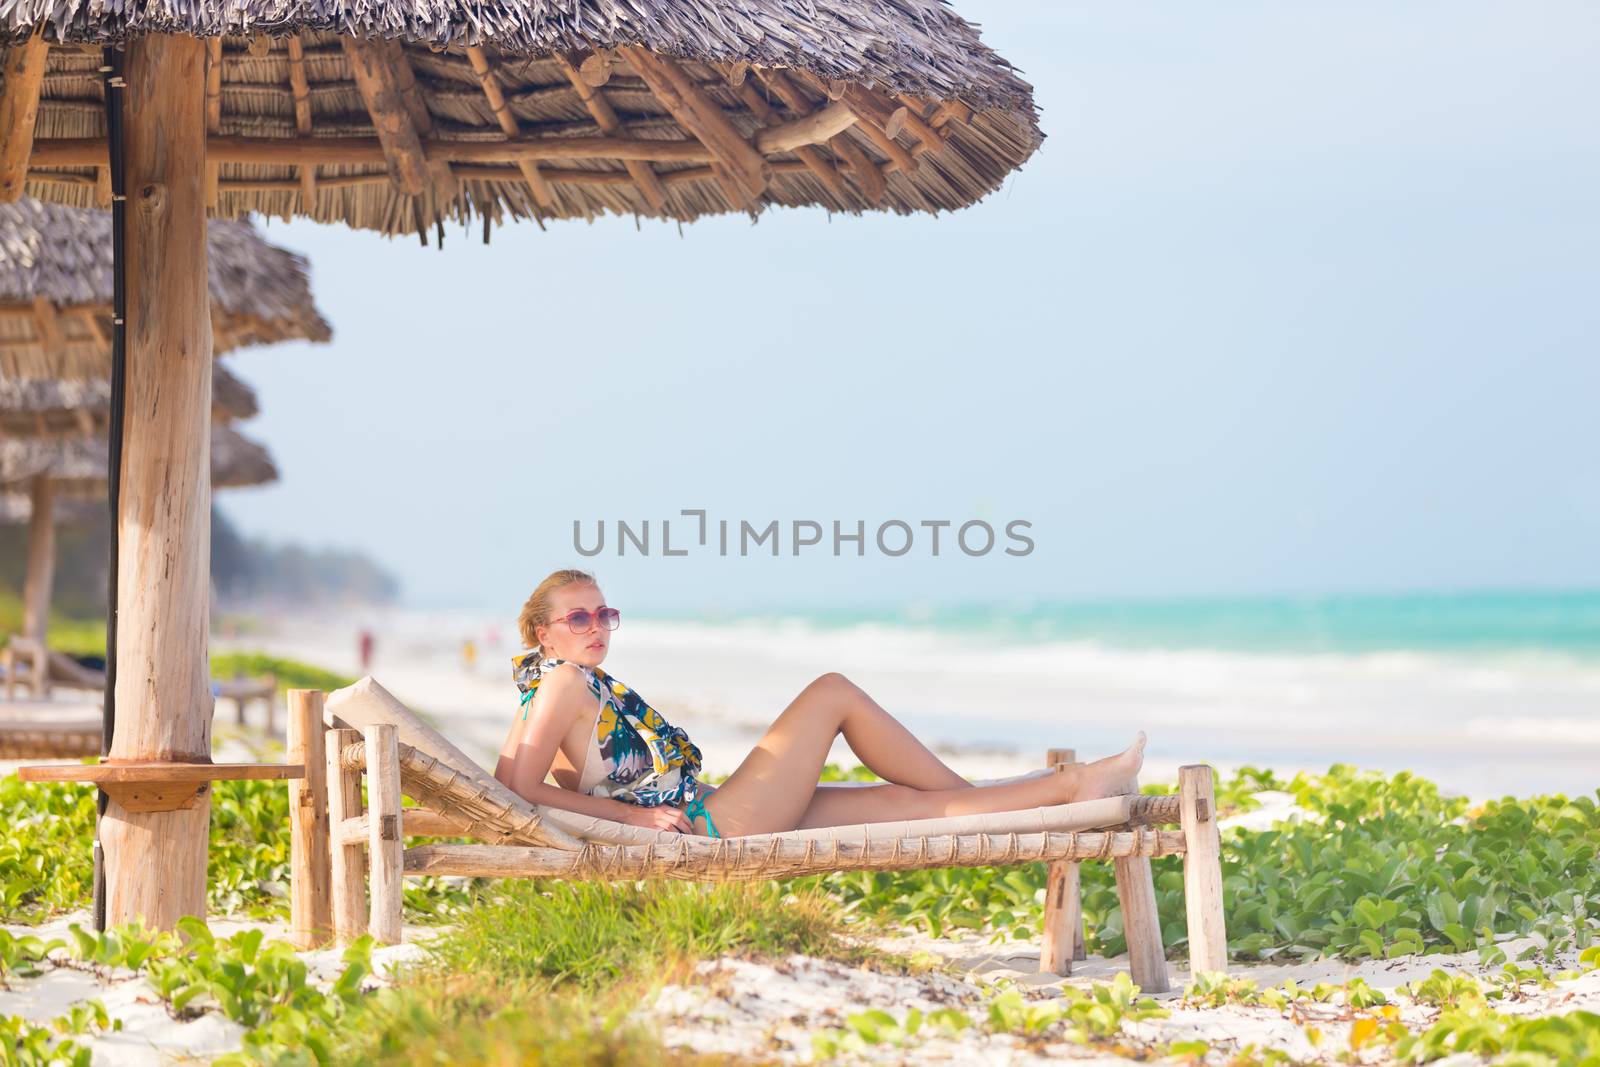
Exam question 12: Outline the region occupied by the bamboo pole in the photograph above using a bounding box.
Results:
[285,36,317,206]
[366,722,404,944]
[287,691,332,948]
[0,32,49,202]
[551,50,666,213]
[1180,765,1228,976]
[99,33,214,931]
[464,46,557,211]
[1113,773,1171,995]
[36,135,710,167]
[325,728,367,946]
[617,46,767,205]
[404,829,1188,880]
[1038,747,1082,975]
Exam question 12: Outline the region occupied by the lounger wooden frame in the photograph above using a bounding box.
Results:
[284,689,1229,993]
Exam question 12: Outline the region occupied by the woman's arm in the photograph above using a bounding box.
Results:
[494,671,693,832]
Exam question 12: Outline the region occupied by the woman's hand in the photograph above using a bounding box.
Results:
[618,803,694,834]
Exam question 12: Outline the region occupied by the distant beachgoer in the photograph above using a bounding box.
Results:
[462,639,477,671]
[494,568,1146,840]
[358,630,375,673]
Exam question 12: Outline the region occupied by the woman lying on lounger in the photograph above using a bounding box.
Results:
[494,568,1146,839]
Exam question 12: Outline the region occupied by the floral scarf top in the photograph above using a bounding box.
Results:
[511,651,706,808]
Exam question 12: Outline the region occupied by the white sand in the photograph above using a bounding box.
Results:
[4,881,1596,1066]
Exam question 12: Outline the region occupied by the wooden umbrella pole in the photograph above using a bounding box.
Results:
[21,475,55,647]
[98,34,215,931]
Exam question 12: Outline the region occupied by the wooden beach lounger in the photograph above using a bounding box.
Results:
[0,698,101,758]
[286,678,1228,992]
[2,637,104,700]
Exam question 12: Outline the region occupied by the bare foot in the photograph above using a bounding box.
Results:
[1066,732,1147,802]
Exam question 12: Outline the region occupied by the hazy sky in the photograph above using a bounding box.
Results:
[219,1,1600,616]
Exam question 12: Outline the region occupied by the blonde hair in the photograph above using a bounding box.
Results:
[518,568,599,651]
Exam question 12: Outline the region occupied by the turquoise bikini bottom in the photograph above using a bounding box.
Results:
[683,795,721,839]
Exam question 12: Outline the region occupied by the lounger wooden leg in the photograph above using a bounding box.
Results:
[366,722,405,945]
[287,691,332,949]
[1179,765,1228,978]
[1113,773,1170,994]
[325,727,367,946]
[1040,748,1085,975]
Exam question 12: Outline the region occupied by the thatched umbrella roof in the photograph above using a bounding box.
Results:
[4,7,1042,235]
[0,198,330,380]
[0,425,277,494]
[0,361,258,438]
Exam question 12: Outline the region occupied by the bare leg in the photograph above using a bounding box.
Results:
[699,672,1145,836]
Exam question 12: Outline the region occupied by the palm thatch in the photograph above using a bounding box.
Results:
[0,424,277,494]
[0,362,257,438]
[3,1,1042,236]
[0,198,331,380]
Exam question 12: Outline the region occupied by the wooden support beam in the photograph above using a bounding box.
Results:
[617,46,767,205]
[553,51,667,214]
[0,32,49,202]
[579,49,623,88]
[204,38,222,208]
[36,134,721,168]
[462,46,555,213]
[30,296,63,360]
[325,728,368,946]
[1039,748,1084,976]
[929,99,973,130]
[285,35,317,206]
[755,101,856,154]
[405,829,1189,880]
[829,133,886,205]
[366,723,404,944]
[892,94,948,154]
[20,762,302,812]
[758,69,886,205]
[720,67,851,207]
[341,38,458,200]
[1180,765,1228,976]
[792,72,919,174]
[287,691,332,949]
[21,476,54,647]
[1113,772,1171,995]
[333,807,473,846]
[99,33,215,931]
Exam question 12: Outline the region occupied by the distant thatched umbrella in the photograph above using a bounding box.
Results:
[1,426,277,495]
[0,0,1041,935]
[0,362,257,437]
[0,426,276,657]
[0,198,330,380]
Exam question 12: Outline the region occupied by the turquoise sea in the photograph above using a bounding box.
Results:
[623,589,1600,799]
[658,589,1600,658]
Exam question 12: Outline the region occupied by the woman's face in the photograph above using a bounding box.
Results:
[535,582,611,668]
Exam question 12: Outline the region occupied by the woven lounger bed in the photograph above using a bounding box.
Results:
[284,678,1228,992]
[0,699,102,759]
